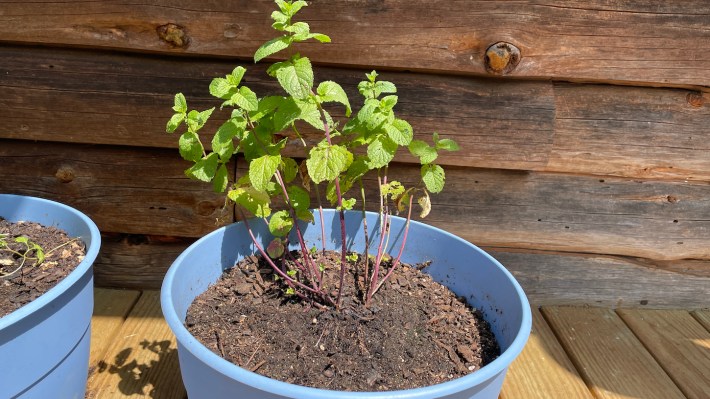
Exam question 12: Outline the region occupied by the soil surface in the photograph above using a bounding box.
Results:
[186,250,500,392]
[0,218,86,318]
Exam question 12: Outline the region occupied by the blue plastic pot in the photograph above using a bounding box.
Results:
[0,194,101,399]
[162,210,531,399]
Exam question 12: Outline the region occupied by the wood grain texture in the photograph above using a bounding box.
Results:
[542,306,685,399]
[549,84,710,181]
[692,310,710,331]
[0,139,233,237]
[491,249,710,309]
[0,44,555,171]
[90,288,142,367]
[618,309,710,399]
[94,234,195,289]
[86,291,185,399]
[500,306,593,399]
[0,1,707,86]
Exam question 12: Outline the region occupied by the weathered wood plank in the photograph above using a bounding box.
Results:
[0,1,707,86]
[618,309,710,399]
[692,310,710,332]
[500,306,593,399]
[86,291,185,399]
[542,306,685,399]
[95,234,195,290]
[549,84,710,181]
[490,249,710,309]
[90,288,142,367]
[0,139,233,237]
[0,45,555,171]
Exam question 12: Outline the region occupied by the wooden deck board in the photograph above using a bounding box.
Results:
[87,290,710,398]
[541,306,686,399]
[618,309,710,399]
[500,306,594,399]
[87,291,185,399]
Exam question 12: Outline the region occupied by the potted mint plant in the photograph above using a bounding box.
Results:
[0,194,101,398]
[161,1,531,398]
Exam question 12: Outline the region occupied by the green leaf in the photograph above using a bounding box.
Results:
[295,98,323,130]
[268,210,293,237]
[166,113,184,133]
[254,36,291,63]
[409,140,438,164]
[375,81,397,96]
[209,77,235,100]
[273,56,313,99]
[287,185,310,211]
[338,198,356,211]
[421,164,445,193]
[213,164,229,193]
[366,135,397,169]
[317,81,351,116]
[212,120,244,160]
[380,95,398,110]
[251,96,284,122]
[173,93,187,113]
[228,187,271,218]
[435,137,460,152]
[228,66,247,86]
[230,86,259,112]
[179,132,203,162]
[307,33,331,43]
[186,108,214,132]
[280,157,299,183]
[249,154,281,192]
[186,153,219,182]
[385,118,413,146]
[285,21,310,35]
[306,143,353,184]
[296,208,314,223]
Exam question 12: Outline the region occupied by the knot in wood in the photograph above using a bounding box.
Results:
[157,23,190,48]
[484,42,521,75]
[686,92,704,108]
[55,165,75,183]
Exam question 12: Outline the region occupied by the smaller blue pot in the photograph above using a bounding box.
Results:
[163,210,531,399]
[0,194,101,399]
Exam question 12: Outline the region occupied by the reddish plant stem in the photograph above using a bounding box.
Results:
[371,193,414,297]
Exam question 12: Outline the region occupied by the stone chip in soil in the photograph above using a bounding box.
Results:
[186,250,500,392]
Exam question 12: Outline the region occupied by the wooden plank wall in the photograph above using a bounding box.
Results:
[1,1,708,308]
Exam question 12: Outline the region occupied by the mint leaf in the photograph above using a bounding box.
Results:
[273,97,301,131]
[367,135,397,169]
[209,77,234,100]
[306,143,353,184]
[273,56,313,99]
[249,154,281,192]
[166,113,184,133]
[173,93,187,113]
[178,132,203,162]
[228,187,271,218]
[186,153,219,182]
[228,66,246,86]
[254,36,291,63]
[338,198,356,211]
[295,98,323,130]
[317,81,351,116]
[308,33,330,43]
[213,164,229,193]
[212,120,244,160]
[435,137,460,152]
[287,185,310,211]
[268,210,293,237]
[280,157,299,183]
[230,86,259,112]
[385,118,413,146]
[421,164,445,193]
[409,140,438,164]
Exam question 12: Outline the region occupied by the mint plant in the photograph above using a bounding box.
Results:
[167,0,458,309]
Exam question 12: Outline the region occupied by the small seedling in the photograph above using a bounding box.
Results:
[167,0,459,308]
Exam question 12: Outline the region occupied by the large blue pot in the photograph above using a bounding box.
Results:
[0,194,101,399]
[162,210,531,399]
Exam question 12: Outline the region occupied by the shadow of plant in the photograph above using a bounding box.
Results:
[96,340,179,398]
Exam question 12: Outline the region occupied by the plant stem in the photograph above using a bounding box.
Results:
[371,193,414,297]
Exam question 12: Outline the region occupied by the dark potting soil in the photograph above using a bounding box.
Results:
[186,250,500,392]
[0,218,87,318]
